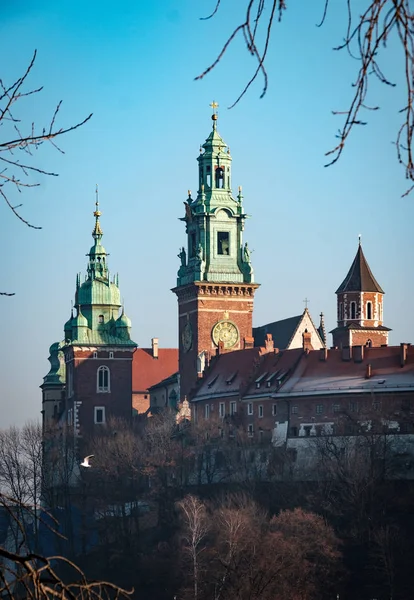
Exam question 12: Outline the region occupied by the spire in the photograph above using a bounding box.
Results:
[92,184,103,241]
[318,312,327,347]
[210,100,219,130]
[87,188,109,281]
[336,241,384,294]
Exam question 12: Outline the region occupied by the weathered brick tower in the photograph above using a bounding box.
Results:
[330,239,390,348]
[42,196,137,438]
[172,103,259,399]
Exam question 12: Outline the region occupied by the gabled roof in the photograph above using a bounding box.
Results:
[148,371,179,392]
[254,315,302,350]
[336,243,384,294]
[132,348,178,393]
[254,309,325,350]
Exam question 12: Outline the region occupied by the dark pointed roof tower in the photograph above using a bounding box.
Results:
[336,238,384,294]
[331,238,390,349]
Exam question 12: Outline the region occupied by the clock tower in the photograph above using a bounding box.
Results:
[172,103,259,400]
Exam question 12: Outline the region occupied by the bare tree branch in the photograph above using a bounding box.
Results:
[0,49,92,295]
[197,1,414,194]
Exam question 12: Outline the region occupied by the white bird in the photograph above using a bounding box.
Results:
[80,455,94,468]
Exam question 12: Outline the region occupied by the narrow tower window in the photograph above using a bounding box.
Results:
[67,364,73,398]
[366,301,372,320]
[189,233,196,258]
[217,232,230,255]
[339,302,344,321]
[350,301,356,320]
[206,165,211,188]
[97,365,110,393]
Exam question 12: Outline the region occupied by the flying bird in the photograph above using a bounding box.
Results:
[80,455,94,468]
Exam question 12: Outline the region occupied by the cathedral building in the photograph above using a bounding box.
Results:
[42,105,413,472]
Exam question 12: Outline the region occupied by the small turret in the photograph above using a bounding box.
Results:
[116,308,132,340]
[331,238,390,348]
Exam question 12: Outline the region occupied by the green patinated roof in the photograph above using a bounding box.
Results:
[68,330,136,346]
[61,198,136,349]
[76,279,121,306]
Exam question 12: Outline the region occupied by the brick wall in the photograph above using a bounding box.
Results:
[176,283,258,399]
[194,391,413,442]
[71,348,134,435]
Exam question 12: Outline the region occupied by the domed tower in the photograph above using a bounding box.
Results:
[172,103,259,399]
[42,194,137,439]
[330,239,391,348]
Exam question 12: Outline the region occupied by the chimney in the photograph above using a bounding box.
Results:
[400,343,409,367]
[302,329,312,352]
[353,345,364,363]
[244,336,255,349]
[216,340,224,356]
[151,337,159,359]
[365,363,372,379]
[341,346,352,361]
[264,333,274,353]
[319,348,328,361]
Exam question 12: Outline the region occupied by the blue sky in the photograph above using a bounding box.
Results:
[1,1,413,427]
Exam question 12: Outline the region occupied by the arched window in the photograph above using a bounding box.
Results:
[97,366,110,393]
[215,166,224,188]
[98,314,104,324]
[366,301,372,320]
[366,339,372,347]
[350,301,356,320]
[339,302,344,321]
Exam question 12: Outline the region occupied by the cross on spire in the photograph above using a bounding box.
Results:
[210,100,219,114]
[303,297,310,309]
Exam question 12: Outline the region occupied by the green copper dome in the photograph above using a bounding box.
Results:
[74,308,88,328]
[59,195,137,348]
[116,309,131,329]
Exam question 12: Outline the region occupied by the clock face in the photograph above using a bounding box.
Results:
[212,320,239,349]
[182,321,193,352]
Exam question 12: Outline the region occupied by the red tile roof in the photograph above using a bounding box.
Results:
[192,348,262,401]
[280,345,414,396]
[132,348,178,392]
[244,348,304,397]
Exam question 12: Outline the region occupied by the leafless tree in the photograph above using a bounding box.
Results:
[1,51,92,295]
[197,1,414,193]
[0,423,43,509]
[177,495,209,600]
[0,493,132,599]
